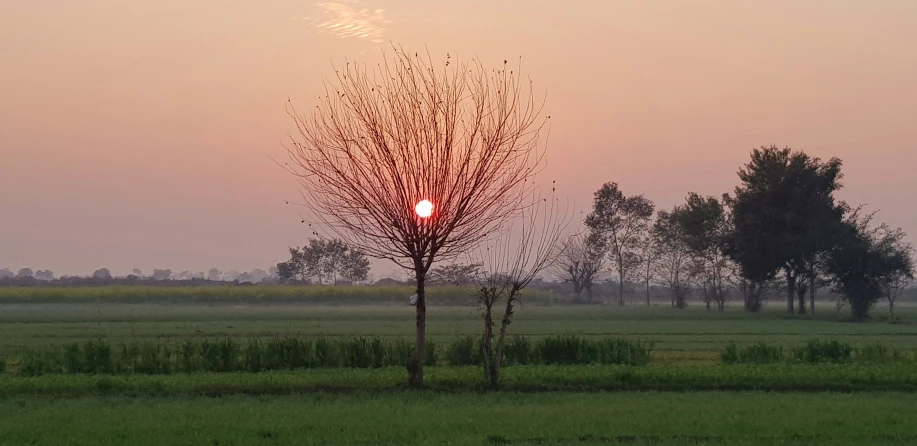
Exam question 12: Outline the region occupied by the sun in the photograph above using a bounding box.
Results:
[414,200,434,218]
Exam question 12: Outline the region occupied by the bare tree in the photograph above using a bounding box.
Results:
[471,187,569,388]
[550,231,604,301]
[285,48,548,387]
[585,183,655,305]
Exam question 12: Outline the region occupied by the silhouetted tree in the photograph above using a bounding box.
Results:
[92,268,112,280]
[276,260,299,283]
[677,193,734,311]
[340,250,371,283]
[0,268,14,279]
[826,208,913,321]
[585,182,655,305]
[151,269,172,281]
[285,48,548,387]
[429,263,483,286]
[728,146,845,314]
[34,270,55,281]
[550,231,604,301]
[835,209,915,317]
[653,208,692,308]
[17,268,34,279]
[131,268,143,278]
[207,268,221,281]
[250,269,270,283]
[473,187,569,388]
[279,239,371,284]
[636,231,660,306]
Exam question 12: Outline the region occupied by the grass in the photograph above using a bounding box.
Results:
[1,294,916,444]
[0,284,556,305]
[1,364,915,397]
[2,391,917,445]
[1,302,915,363]
[1,336,653,376]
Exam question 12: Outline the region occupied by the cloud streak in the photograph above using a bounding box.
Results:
[294,1,391,44]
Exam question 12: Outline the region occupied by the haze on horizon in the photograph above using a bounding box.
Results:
[2,0,916,278]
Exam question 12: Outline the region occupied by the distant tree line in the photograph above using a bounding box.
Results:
[552,145,915,320]
[0,266,282,287]
[275,238,371,285]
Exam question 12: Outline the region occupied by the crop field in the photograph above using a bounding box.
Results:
[1,286,916,444]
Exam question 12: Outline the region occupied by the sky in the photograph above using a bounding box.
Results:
[2,0,916,278]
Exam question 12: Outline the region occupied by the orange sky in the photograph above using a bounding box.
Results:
[2,0,915,278]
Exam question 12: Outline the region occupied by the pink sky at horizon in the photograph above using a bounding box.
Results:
[1,0,915,278]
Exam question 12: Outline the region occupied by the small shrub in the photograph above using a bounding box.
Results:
[721,342,739,364]
[856,344,910,363]
[596,338,653,366]
[424,340,437,367]
[537,335,594,365]
[313,338,338,368]
[792,340,852,363]
[445,336,480,366]
[386,339,414,367]
[502,336,533,366]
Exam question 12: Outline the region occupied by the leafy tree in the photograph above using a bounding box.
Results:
[131,268,143,278]
[653,208,692,309]
[832,209,915,318]
[276,260,300,283]
[0,268,14,279]
[585,182,655,305]
[429,263,482,286]
[151,269,172,281]
[877,227,915,317]
[248,269,269,283]
[317,239,348,284]
[278,239,371,284]
[17,268,34,279]
[340,251,370,283]
[34,270,54,281]
[677,193,734,311]
[728,146,846,314]
[825,208,913,321]
[92,268,112,280]
[207,268,222,281]
[550,232,604,301]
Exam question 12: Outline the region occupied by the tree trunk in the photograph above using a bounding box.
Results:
[481,297,495,386]
[889,294,895,317]
[618,273,625,306]
[809,276,815,314]
[409,267,426,388]
[786,272,795,314]
[646,279,651,307]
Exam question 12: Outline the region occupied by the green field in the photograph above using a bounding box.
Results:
[1,287,916,444]
[2,391,916,445]
[2,300,915,363]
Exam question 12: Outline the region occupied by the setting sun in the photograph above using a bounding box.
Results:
[414,200,434,218]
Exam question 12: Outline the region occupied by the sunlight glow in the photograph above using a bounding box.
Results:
[415,200,434,218]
